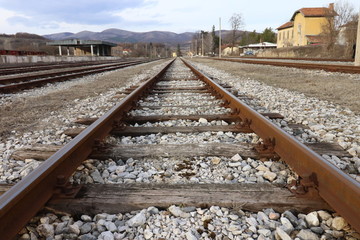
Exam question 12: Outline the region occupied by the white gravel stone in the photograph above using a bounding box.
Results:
[306,212,320,227]
[280,217,294,233]
[198,118,208,124]
[143,228,154,239]
[168,205,191,218]
[317,210,332,221]
[36,224,54,238]
[258,228,271,237]
[297,229,320,240]
[231,153,242,161]
[276,227,292,240]
[127,211,146,227]
[185,229,199,240]
[331,216,348,230]
[263,171,277,182]
[99,231,114,240]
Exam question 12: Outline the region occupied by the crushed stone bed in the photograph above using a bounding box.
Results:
[20,206,358,240]
[2,58,359,239]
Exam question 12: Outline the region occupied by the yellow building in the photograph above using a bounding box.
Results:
[277,3,336,48]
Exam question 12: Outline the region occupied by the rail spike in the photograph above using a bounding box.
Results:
[255,137,275,153]
[112,120,126,130]
[232,108,240,115]
[220,100,231,107]
[240,118,252,128]
[288,173,319,198]
[54,175,82,199]
[93,138,108,152]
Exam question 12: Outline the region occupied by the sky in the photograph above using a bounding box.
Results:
[0,0,359,35]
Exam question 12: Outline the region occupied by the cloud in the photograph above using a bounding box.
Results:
[1,0,359,35]
[0,0,146,26]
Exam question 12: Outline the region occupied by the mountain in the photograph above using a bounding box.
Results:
[43,28,194,45]
[43,32,74,40]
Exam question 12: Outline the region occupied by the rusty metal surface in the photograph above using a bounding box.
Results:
[0,59,174,239]
[211,57,360,74]
[182,58,360,232]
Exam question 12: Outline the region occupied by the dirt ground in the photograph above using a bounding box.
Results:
[0,60,168,139]
[189,58,360,115]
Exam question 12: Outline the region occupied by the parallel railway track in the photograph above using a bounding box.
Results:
[0,60,122,76]
[230,56,354,62]
[211,57,360,74]
[0,59,152,93]
[0,58,359,239]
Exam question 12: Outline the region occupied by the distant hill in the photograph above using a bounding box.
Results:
[43,28,195,45]
[0,33,58,54]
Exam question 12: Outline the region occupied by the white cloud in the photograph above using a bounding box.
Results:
[0,0,359,35]
[0,8,29,34]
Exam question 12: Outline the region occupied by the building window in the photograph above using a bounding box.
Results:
[298,24,302,35]
[287,31,289,39]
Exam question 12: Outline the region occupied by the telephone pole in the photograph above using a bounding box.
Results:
[219,17,222,58]
[355,11,360,66]
[201,32,204,56]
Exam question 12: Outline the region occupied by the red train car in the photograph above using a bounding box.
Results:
[0,49,46,56]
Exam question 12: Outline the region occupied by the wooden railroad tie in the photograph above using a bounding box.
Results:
[11,141,351,162]
[0,183,331,215]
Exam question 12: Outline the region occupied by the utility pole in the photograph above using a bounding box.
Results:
[355,11,360,66]
[201,32,204,56]
[219,17,222,58]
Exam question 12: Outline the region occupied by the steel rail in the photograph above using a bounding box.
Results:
[226,56,354,62]
[210,57,360,74]
[0,60,121,76]
[0,60,145,85]
[0,60,151,93]
[182,58,360,232]
[0,59,174,239]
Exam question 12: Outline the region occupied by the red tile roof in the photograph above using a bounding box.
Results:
[291,7,336,20]
[277,21,294,30]
[277,4,337,31]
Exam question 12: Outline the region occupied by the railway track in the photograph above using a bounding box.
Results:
[231,56,354,62]
[0,60,122,76]
[0,59,152,93]
[211,57,360,74]
[0,58,359,239]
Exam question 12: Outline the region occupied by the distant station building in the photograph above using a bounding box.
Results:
[239,42,277,55]
[47,39,117,56]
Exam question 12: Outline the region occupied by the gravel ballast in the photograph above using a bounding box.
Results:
[187,59,360,181]
[1,58,359,239]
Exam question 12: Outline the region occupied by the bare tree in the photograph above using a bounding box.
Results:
[333,1,356,29]
[191,31,201,55]
[228,13,244,55]
[339,14,358,58]
[322,1,356,54]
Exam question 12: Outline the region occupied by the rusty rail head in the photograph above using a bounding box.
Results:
[181,58,360,232]
[218,56,354,62]
[0,59,175,239]
[210,57,360,74]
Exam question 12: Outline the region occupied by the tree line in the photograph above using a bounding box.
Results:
[190,22,276,56]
